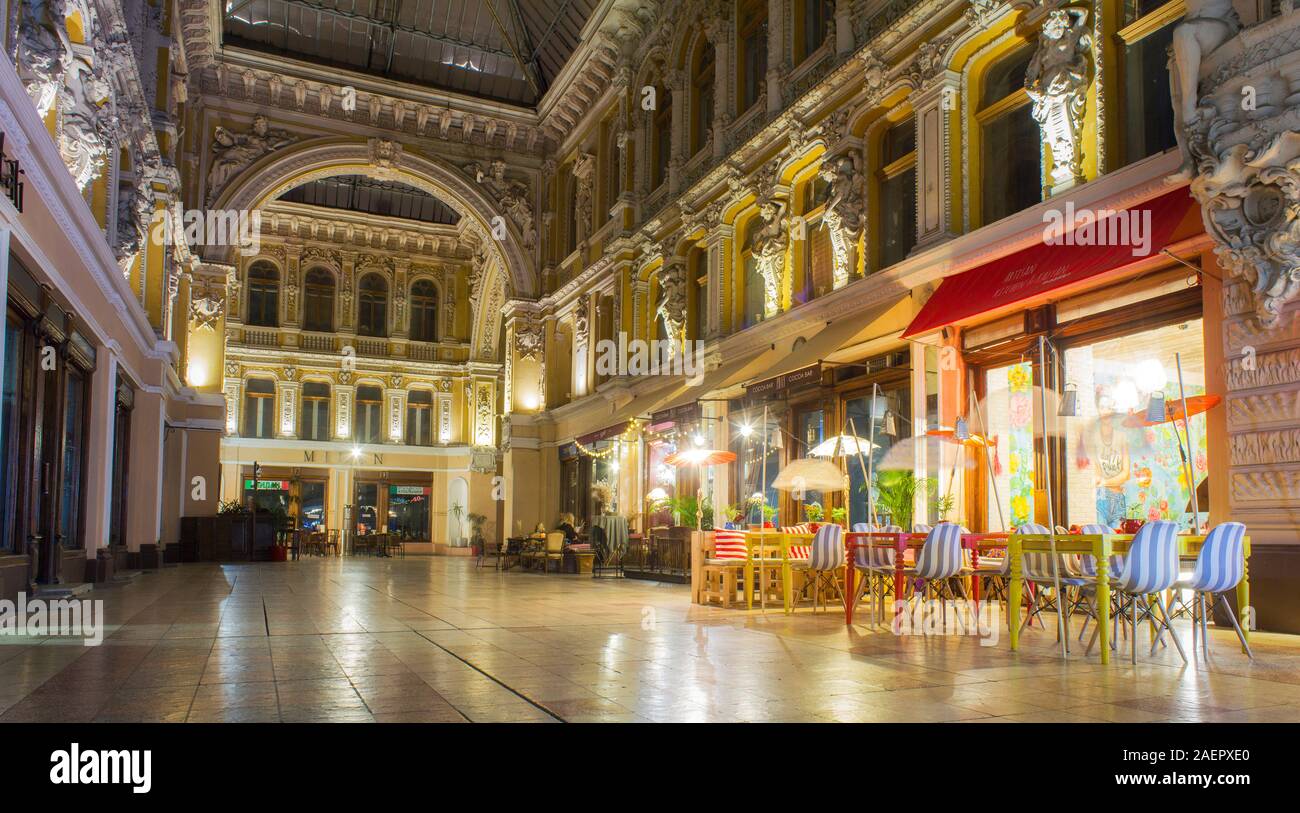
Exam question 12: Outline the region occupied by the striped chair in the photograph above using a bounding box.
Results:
[805,524,846,613]
[904,523,967,606]
[1175,522,1251,659]
[913,523,933,534]
[1073,523,1124,643]
[1087,520,1186,664]
[850,523,903,623]
[1017,523,1089,640]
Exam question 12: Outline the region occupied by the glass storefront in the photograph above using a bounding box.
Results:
[58,368,85,548]
[1063,319,1207,531]
[354,482,379,534]
[0,316,19,553]
[795,408,824,515]
[299,480,326,530]
[388,484,430,540]
[244,478,290,517]
[985,360,1036,530]
[845,383,911,528]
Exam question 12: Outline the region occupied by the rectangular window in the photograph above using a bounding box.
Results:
[242,379,276,439]
[0,317,21,552]
[388,485,430,540]
[693,253,708,340]
[406,391,433,446]
[1063,319,1208,530]
[878,119,917,270]
[301,382,330,441]
[109,382,132,548]
[1122,20,1177,165]
[59,368,86,549]
[299,480,326,531]
[355,481,380,535]
[845,381,911,528]
[355,386,382,444]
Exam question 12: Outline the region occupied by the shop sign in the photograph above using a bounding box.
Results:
[746,364,821,399]
[390,485,431,496]
[576,421,629,445]
[243,479,289,491]
[650,403,700,426]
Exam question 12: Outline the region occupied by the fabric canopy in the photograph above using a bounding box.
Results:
[902,188,1202,338]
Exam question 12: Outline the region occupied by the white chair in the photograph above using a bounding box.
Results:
[1016,523,1088,643]
[904,523,967,608]
[850,522,902,624]
[1074,523,1124,644]
[1087,520,1186,664]
[805,524,845,613]
[1175,522,1252,659]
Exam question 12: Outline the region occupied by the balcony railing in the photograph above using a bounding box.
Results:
[300,332,337,353]
[242,328,279,347]
[354,337,389,357]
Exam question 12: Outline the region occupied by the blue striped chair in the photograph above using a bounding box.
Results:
[904,523,967,607]
[1176,522,1251,659]
[850,522,902,623]
[1087,520,1186,664]
[1072,523,1124,644]
[1017,523,1089,642]
[804,524,846,613]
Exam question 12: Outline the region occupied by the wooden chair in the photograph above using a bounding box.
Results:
[386,534,405,558]
[477,536,501,568]
[542,531,565,573]
[324,529,340,557]
[701,530,749,607]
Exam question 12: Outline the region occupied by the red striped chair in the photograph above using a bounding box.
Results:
[701,529,750,607]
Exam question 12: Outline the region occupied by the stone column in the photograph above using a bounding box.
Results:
[82,344,118,555]
[392,258,411,339]
[631,277,650,342]
[911,71,960,251]
[284,244,302,328]
[705,225,732,338]
[386,387,406,443]
[667,69,687,194]
[766,0,787,116]
[276,380,299,438]
[835,0,854,56]
[706,15,733,160]
[339,250,357,332]
[334,384,355,441]
[126,390,166,551]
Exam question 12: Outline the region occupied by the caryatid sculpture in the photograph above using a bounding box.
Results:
[1168,0,1240,181]
[818,153,864,290]
[1025,7,1092,195]
[752,198,791,318]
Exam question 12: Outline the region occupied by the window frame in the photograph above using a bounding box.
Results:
[245,262,281,328]
[242,378,276,439]
[356,272,389,338]
[302,267,336,333]
[409,279,439,343]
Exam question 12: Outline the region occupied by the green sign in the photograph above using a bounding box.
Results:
[390,485,430,496]
[243,479,289,491]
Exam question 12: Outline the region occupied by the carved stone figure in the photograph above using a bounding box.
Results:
[1168,0,1241,180]
[190,294,224,332]
[16,0,71,118]
[573,153,596,243]
[752,199,791,318]
[1025,8,1092,194]
[205,115,297,204]
[514,319,544,361]
[113,184,150,274]
[655,260,689,345]
[58,51,114,192]
[818,153,864,290]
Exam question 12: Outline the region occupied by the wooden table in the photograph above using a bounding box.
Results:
[740,530,814,614]
[1007,532,1251,665]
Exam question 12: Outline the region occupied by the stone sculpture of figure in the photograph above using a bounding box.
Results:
[655,261,688,346]
[1025,7,1092,192]
[818,153,864,290]
[752,199,790,318]
[58,52,114,192]
[205,114,297,203]
[1168,0,1240,180]
[16,0,71,118]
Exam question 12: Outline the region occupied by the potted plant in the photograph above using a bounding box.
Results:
[468,512,488,554]
[830,506,847,527]
[870,471,938,532]
[802,501,824,531]
[591,479,615,516]
[450,501,466,546]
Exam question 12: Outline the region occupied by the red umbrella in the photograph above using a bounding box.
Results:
[1122,394,1222,428]
[664,449,736,467]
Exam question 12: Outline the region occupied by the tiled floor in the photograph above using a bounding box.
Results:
[2,556,1299,723]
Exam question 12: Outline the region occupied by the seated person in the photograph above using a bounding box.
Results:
[557,513,579,544]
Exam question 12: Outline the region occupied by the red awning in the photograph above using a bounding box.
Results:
[901,188,1203,338]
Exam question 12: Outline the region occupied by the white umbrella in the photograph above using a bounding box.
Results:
[772,458,849,493]
[808,435,879,457]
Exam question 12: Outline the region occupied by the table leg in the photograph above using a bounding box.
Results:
[744,561,754,611]
[1008,542,1022,651]
[1096,549,1111,666]
[844,546,855,625]
[893,555,905,625]
[783,559,793,615]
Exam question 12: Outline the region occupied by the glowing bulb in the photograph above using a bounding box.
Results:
[692,434,705,447]
[738,423,753,437]
[610,461,620,472]
[523,394,539,410]
[350,446,362,459]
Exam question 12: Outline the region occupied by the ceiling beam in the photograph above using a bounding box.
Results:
[482,0,542,100]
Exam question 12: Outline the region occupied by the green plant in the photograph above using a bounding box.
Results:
[870,471,937,532]
[450,501,465,542]
[664,495,715,529]
[217,499,246,515]
[934,493,956,521]
[761,504,777,524]
[802,501,824,522]
[830,507,846,525]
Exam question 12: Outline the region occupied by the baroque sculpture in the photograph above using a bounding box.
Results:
[752,198,791,318]
[16,0,71,119]
[1025,7,1092,195]
[819,152,864,290]
[205,114,297,204]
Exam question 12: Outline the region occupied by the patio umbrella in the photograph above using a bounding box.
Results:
[808,435,879,457]
[663,449,736,529]
[772,458,849,493]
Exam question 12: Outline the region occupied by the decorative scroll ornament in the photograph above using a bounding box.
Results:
[513,318,544,361]
[190,294,224,332]
[59,51,114,192]
[1025,8,1092,195]
[819,153,865,290]
[752,198,791,318]
[16,0,71,118]
[1178,7,1300,327]
[205,115,298,204]
[467,159,535,247]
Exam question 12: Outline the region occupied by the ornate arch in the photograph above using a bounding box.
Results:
[209,138,531,360]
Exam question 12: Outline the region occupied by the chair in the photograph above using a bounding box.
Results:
[591,524,623,578]
[387,534,405,558]
[324,529,340,557]
[1087,520,1186,664]
[913,524,932,534]
[804,525,845,613]
[1016,523,1089,641]
[542,531,565,573]
[1073,523,1120,642]
[700,529,749,607]
[904,523,967,609]
[850,523,903,624]
[477,535,501,568]
[1175,522,1251,659]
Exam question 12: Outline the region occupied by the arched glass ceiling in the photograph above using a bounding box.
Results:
[277,175,461,225]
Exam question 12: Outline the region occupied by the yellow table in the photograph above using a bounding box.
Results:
[743,530,814,614]
[1007,533,1250,664]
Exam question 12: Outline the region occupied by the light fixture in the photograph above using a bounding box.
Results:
[609,460,620,472]
[692,433,705,447]
[1058,383,1078,417]
[646,487,668,502]
[882,411,898,437]
[1145,391,1167,423]
[738,422,753,438]
[523,394,539,410]
[954,416,970,441]
[350,446,362,459]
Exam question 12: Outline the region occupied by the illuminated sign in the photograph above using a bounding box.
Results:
[243,479,289,491]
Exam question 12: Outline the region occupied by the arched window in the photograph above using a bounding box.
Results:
[300,381,330,441]
[246,262,280,327]
[357,273,388,337]
[302,268,335,332]
[242,378,276,438]
[741,217,766,328]
[737,0,767,114]
[978,44,1040,225]
[409,279,438,342]
[876,117,917,269]
[691,39,715,157]
[652,85,672,190]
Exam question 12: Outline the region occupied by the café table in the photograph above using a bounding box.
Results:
[741,529,814,614]
[1006,532,1251,665]
[841,531,1008,625]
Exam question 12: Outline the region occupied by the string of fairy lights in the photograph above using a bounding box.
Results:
[573,417,644,459]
